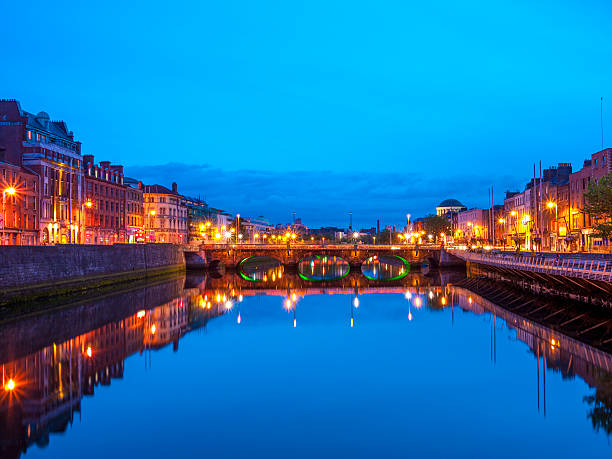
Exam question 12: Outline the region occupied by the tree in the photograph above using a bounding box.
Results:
[423,214,451,242]
[583,173,612,250]
[583,371,612,436]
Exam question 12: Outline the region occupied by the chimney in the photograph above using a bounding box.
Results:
[138,181,143,191]
[172,182,177,193]
[100,161,111,169]
[83,155,94,165]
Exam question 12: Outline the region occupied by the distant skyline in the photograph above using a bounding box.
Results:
[3,0,611,227]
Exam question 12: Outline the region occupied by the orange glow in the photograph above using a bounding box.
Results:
[5,379,15,391]
[86,346,92,358]
[151,324,156,334]
[350,317,354,328]
[137,310,146,318]
[468,297,473,304]
[237,313,242,324]
[441,297,446,305]
[85,200,93,208]
[4,187,16,196]
[293,318,297,328]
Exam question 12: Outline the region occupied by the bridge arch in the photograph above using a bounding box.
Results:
[238,256,283,282]
[297,255,351,281]
[361,254,410,281]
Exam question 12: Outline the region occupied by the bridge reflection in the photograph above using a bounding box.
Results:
[1,273,612,457]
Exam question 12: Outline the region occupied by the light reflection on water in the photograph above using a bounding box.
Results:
[239,256,284,282]
[361,254,409,280]
[1,273,611,458]
[297,255,350,281]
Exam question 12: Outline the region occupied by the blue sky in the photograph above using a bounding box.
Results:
[3,0,611,227]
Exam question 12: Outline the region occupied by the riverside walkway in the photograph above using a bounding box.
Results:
[450,249,612,284]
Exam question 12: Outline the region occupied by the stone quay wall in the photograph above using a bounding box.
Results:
[0,243,185,301]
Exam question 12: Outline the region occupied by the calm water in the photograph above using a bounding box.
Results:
[1,269,611,458]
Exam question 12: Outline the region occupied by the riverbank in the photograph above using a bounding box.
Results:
[0,244,185,305]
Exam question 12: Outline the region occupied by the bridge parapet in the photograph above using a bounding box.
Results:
[190,243,441,270]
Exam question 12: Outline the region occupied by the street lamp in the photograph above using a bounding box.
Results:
[81,200,93,244]
[546,201,558,251]
[2,187,16,245]
[236,214,240,244]
[149,210,156,242]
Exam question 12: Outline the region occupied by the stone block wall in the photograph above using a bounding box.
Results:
[0,243,185,292]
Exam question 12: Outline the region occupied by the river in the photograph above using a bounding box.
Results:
[0,265,611,458]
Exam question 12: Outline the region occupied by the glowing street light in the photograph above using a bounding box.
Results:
[2,187,17,245]
[4,379,15,391]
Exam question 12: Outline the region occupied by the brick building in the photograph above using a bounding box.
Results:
[569,149,612,250]
[124,177,145,243]
[502,163,572,250]
[82,155,126,244]
[0,100,84,244]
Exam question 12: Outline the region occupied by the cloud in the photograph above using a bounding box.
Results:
[126,163,520,228]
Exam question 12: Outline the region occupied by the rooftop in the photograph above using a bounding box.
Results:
[438,198,465,208]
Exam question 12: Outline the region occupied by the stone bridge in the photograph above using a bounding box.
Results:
[184,243,463,271]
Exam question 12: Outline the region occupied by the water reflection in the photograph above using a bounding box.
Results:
[361,254,409,280]
[239,256,284,282]
[297,255,350,281]
[1,274,612,457]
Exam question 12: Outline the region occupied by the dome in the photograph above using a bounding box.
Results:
[438,199,464,207]
[35,111,50,120]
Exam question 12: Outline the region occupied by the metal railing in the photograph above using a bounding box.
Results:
[451,250,612,283]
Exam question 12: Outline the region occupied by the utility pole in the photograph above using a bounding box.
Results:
[539,160,543,251]
[602,96,604,150]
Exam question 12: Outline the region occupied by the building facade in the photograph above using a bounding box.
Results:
[124,178,145,243]
[501,163,572,251]
[456,208,489,242]
[143,183,188,243]
[0,161,39,245]
[0,100,83,244]
[569,149,612,250]
[184,196,211,242]
[82,156,126,244]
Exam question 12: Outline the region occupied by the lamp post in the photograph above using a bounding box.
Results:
[546,201,557,252]
[149,210,156,242]
[236,214,240,244]
[2,187,16,245]
[82,200,92,244]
